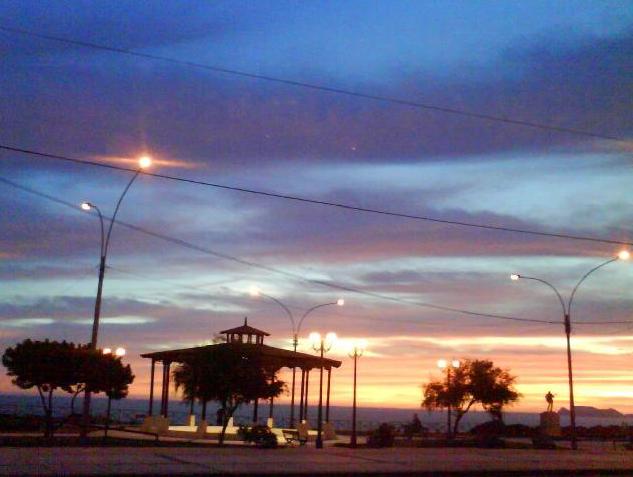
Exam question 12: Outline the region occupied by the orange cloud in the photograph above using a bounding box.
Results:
[91,155,203,170]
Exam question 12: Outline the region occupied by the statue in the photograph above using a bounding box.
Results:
[545,391,555,412]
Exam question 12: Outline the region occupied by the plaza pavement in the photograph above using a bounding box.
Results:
[1,442,633,476]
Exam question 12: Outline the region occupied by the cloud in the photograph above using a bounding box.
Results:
[2,5,632,411]
[1,28,630,173]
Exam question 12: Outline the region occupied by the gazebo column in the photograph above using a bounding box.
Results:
[298,369,305,422]
[268,372,275,420]
[253,399,259,423]
[326,367,332,422]
[304,369,310,422]
[159,361,166,416]
[148,358,156,416]
[188,366,197,426]
[162,361,171,418]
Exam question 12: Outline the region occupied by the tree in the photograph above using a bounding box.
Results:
[422,359,520,435]
[83,352,134,437]
[2,339,80,437]
[173,344,286,445]
[2,339,135,438]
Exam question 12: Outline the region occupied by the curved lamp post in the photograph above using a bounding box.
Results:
[437,359,460,440]
[249,286,343,427]
[80,155,152,437]
[309,331,337,449]
[349,339,367,448]
[510,250,629,450]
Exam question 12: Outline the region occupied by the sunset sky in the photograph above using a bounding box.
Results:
[1,1,632,414]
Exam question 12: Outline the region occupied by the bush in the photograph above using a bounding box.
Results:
[0,414,45,432]
[470,420,506,448]
[241,425,278,448]
[367,423,396,448]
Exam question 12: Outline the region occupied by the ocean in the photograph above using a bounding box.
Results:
[1,394,631,432]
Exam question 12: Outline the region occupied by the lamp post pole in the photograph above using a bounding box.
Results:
[310,332,336,449]
[447,367,452,439]
[511,251,629,450]
[349,340,366,448]
[80,156,151,437]
[437,359,460,440]
[250,287,343,427]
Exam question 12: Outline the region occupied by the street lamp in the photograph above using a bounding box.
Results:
[80,155,152,437]
[310,331,337,449]
[349,339,367,448]
[437,359,460,440]
[103,347,126,356]
[510,250,629,450]
[101,347,126,438]
[249,286,344,427]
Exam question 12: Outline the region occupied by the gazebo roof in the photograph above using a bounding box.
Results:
[141,342,342,370]
[220,317,270,336]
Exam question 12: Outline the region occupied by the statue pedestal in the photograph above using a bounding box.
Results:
[539,411,561,436]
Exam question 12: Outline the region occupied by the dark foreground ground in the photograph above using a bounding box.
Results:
[1,439,633,477]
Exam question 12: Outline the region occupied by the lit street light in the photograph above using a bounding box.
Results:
[80,155,152,437]
[101,346,126,438]
[510,250,629,450]
[103,346,126,357]
[349,339,366,448]
[437,358,460,440]
[310,331,337,449]
[249,286,344,427]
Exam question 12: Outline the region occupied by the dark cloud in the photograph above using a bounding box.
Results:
[1,26,630,172]
[1,1,258,56]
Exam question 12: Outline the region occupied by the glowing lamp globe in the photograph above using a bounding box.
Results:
[138,156,152,169]
[325,332,337,347]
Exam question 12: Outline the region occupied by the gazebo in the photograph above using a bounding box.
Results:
[140,318,342,429]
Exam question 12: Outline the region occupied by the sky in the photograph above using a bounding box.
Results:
[1,1,632,415]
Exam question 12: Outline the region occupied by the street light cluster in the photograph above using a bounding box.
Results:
[509,250,629,450]
[79,155,152,437]
[437,358,460,439]
[348,339,366,448]
[102,347,126,357]
[249,285,344,427]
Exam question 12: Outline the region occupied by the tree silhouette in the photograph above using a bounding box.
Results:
[422,359,520,435]
[2,339,135,437]
[2,339,80,437]
[83,352,134,437]
[173,344,285,445]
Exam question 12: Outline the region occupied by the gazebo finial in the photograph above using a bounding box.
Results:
[244,316,248,326]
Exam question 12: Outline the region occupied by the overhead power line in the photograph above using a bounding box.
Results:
[0,25,625,143]
[3,144,632,248]
[3,176,629,327]
[0,175,561,325]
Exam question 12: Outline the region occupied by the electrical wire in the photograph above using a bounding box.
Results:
[0,175,561,325]
[0,25,625,143]
[3,144,632,247]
